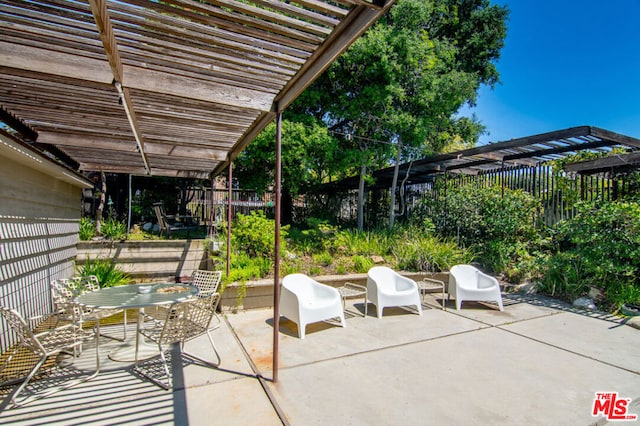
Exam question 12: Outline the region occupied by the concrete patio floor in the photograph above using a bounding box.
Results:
[1,292,639,425]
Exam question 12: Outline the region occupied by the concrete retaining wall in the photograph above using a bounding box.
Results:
[221,272,449,312]
[76,240,208,283]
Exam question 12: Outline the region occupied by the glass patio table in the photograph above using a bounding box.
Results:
[76,283,199,362]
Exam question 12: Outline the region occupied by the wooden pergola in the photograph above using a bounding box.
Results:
[0,0,393,178]
[0,0,395,382]
[323,126,640,190]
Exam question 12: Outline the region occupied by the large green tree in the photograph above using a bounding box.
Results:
[235,0,508,228]
[233,116,342,224]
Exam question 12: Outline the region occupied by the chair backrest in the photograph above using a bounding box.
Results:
[67,275,100,294]
[282,274,316,299]
[367,266,403,290]
[191,270,222,297]
[50,279,83,319]
[282,274,336,299]
[80,275,101,292]
[157,294,219,345]
[476,271,498,289]
[0,306,46,356]
[368,266,397,282]
[449,265,479,288]
[152,203,169,232]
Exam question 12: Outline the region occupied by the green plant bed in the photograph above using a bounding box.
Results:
[77,258,131,287]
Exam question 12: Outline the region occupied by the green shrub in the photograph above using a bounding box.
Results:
[232,211,289,258]
[225,252,272,282]
[335,258,350,274]
[312,251,333,267]
[77,258,130,288]
[329,229,393,256]
[287,218,339,255]
[539,252,590,302]
[414,184,542,279]
[352,255,374,273]
[101,217,127,240]
[392,229,473,272]
[541,200,640,311]
[221,252,273,307]
[309,265,322,275]
[79,217,95,241]
[281,258,303,276]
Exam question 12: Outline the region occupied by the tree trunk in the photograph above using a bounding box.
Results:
[95,171,106,236]
[281,188,293,225]
[357,161,366,231]
[389,144,402,230]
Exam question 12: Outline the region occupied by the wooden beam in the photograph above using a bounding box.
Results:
[89,0,151,174]
[0,106,38,141]
[88,0,123,81]
[276,2,394,110]
[38,131,138,152]
[116,83,150,173]
[503,139,612,162]
[0,41,113,84]
[0,43,274,111]
[121,65,274,112]
[591,126,640,149]
[564,151,640,174]
[212,111,277,176]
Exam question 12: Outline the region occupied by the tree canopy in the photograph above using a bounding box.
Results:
[234,0,509,225]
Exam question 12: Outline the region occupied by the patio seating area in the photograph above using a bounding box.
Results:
[1,291,639,425]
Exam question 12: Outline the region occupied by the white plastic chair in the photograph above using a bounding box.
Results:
[366,266,422,318]
[280,274,346,339]
[448,264,504,311]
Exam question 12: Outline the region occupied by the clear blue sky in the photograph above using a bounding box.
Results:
[459,0,640,144]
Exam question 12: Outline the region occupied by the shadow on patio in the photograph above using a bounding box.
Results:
[2,292,640,425]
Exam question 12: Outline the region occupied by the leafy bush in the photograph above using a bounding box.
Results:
[392,231,473,272]
[414,184,542,279]
[225,252,272,283]
[352,255,374,273]
[288,218,339,255]
[541,200,640,311]
[328,229,393,256]
[77,258,130,288]
[312,251,333,267]
[79,217,95,240]
[232,211,289,258]
[101,217,127,240]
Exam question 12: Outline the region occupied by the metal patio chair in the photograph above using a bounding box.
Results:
[51,277,127,342]
[188,270,222,298]
[133,294,222,389]
[0,306,99,407]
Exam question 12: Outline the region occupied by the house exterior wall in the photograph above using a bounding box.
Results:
[0,139,87,353]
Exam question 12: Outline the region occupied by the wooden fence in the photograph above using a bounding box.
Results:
[405,164,638,226]
[183,188,275,228]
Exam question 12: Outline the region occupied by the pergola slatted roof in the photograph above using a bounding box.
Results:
[325,126,640,190]
[0,0,393,178]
